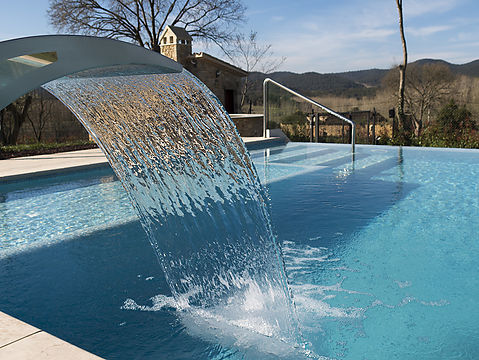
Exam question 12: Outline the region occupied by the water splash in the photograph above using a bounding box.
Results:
[43,66,300,350]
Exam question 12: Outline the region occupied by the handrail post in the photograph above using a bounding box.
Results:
[349,113,355,153]
[351,123,356,153]
[263,79,269,138]
[310,109,314,143]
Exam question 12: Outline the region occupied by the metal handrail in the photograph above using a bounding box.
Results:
[263,78,355,153]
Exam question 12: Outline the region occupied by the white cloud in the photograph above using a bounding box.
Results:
[408,25,453,37]
[405,0,463,17]
[300,21,317,32]
[267,27,402,73]
[351,28,396,41]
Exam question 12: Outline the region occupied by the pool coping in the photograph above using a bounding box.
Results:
[3,140,479,182]
[0,137,285,182]
[0,311,103,359]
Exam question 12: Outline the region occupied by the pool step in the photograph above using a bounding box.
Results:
[252,162,324,185]
[334,154,394,173]
[272,148,338,164]
[255,149,398,183]
[252,145,332,163]
[249,143,305,159]
[306,151,354,166]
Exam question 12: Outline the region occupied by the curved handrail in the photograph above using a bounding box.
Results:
[263,78,355,153]
[0,35,183,110]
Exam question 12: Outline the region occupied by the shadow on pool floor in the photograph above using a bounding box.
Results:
[0,220,222,359]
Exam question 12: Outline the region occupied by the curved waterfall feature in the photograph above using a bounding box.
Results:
[43,66,300,351]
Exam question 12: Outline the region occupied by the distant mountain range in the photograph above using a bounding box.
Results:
[335,59,479,87]
[249,59,479,99]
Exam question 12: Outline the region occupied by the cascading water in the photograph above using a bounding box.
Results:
[42,66,303,356]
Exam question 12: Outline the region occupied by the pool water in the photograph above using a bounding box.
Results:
[1,142,478,359]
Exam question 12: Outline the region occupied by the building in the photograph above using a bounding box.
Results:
[160,26,247,113]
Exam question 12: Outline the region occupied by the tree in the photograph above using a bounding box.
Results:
[27,89,54,143]
[225,31,285,110]
[0,96,33,145]
[48,0,246,52]
[382,63,455,137]
[436,100,475,132]
[395,0,408,134]
[384,63,456,137]
[422,100,478,148]
[405,63,454,136]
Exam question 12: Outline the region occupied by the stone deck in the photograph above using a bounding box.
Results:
[0,137,281,181]
[0,312,103,360]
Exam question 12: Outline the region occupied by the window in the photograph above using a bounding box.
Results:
[170,36,174,44]
[163,38,167,44]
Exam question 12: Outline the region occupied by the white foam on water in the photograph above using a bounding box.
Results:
[120,263,326,358]
[122,294,177,312]
[121,279,319,359]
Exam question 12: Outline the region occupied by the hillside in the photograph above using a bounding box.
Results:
[333,69,389,87]
[445,59,479,77]
[248,58,479,100]
[335,59,479,87]
[249,71,362,93]
[248,71,375,99]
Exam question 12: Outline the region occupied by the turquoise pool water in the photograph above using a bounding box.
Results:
[1,142,478,359]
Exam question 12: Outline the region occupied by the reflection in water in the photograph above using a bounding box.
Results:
[43,67,301,353]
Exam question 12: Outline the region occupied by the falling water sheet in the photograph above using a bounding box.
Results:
[42,66,304,357]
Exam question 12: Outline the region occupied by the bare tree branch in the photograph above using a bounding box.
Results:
[223,31,285,109]
[383,63,455,137]
[26,90,55,143]
[48,0,245,52]
[0,95,32,145]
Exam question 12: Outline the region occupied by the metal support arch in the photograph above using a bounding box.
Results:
[0,35,182,111]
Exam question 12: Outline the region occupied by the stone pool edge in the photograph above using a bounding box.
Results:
[0,311,103,360]
[0,137,285,182]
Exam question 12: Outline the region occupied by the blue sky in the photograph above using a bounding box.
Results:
[1,0,478,73]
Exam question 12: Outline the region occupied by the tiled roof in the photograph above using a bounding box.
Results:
[190,52,247,76]
[166,26,193,41]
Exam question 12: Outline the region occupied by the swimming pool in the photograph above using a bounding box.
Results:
[1,142,478,359]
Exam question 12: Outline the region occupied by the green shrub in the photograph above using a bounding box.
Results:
[0,140,97,159]
[420,100,479,148]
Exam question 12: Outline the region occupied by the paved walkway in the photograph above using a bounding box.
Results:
[0,137,281,181]
[0,149,108,181]
[0,311,102,360]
